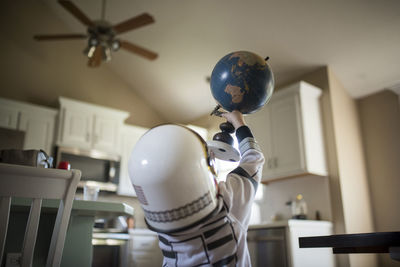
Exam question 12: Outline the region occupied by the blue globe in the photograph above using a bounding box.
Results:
[210,51,274,114]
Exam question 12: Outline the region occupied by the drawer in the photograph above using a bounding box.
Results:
[130,250,153,260]
[130,235,158,250]
[129,251,163,267]
[131,259,160,267]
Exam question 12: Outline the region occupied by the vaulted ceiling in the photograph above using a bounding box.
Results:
[2,0,400,122]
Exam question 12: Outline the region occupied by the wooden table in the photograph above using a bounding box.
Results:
[299,232,400,262]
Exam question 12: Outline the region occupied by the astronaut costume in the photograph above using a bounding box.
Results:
[129,124,264,267]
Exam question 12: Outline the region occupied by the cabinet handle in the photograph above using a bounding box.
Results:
[273,157,278,168]
[86,132,90,142]
[267,158,272,169]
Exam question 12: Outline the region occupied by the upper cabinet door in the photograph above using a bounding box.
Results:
[0,97,57,154]
[0,105,19,129]
[92,115,120,152]
[19,110,57,153]
[60,107,93,150]
[246,81,327,182]
[57,97,130,154]
[118,125,148,197]
[268,92,305,178]
[245,103,273,170]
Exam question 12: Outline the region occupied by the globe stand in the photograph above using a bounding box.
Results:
[210,104,223,117]
[207,121,240,162]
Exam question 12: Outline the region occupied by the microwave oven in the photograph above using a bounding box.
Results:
[56,146,121,192]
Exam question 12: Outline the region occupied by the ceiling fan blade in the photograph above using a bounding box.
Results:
[33,34,87,41]
[120,41,158,60]
[113,13,155,34]
[88,46,102,67]
[58,0,94,27]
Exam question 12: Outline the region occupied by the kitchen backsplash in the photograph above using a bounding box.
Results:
[256,175,333,223]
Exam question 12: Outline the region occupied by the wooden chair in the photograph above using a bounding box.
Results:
[0,163,81,267]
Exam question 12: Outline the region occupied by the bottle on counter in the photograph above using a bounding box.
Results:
[286,194,308,220]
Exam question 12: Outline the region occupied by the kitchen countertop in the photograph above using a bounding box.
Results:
[249,219,333,229]
[11,197,134,218]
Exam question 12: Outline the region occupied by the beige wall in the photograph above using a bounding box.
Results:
[297,67,349,267]
[358,90,400,267]
[327,69,377,267]
[0,1,165,128]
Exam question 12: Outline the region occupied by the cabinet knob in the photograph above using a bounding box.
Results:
[266,158,278,169]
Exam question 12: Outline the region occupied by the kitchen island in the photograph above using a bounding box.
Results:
[4,198,133,267]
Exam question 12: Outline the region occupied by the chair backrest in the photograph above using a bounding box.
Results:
[0,163,81,267]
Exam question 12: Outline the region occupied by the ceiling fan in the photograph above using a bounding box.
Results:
[34,0,158,67]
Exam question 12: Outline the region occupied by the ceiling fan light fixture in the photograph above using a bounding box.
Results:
[111,40,120,51]
[102,46,112,61]
[88,36,99,47]
[85,45,97,58]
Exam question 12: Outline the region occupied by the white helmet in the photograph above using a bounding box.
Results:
[128,124,218,233]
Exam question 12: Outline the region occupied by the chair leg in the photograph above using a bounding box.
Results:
[0,197,11,265]
[46,170,80,267]
[21,199,42,267]
[46,200,64,267]
[46,200,73,267]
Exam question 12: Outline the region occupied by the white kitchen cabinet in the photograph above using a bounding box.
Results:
[128,229,163,267]
[57,97,129,154]
[118,124,148,197]
[0,101,19,129]
[18,109,57,153]
[246,81,327,182]
[0,97,57,153]
[61,107,93,149]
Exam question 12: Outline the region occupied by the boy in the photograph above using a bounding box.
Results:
[129,110,264,266]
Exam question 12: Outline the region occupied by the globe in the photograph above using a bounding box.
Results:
[210,51,274,114]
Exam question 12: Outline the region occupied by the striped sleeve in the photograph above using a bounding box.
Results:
[218,125,265,226]
[236,126,262,156]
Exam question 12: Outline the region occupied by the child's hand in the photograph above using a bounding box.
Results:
[221,110,246,130]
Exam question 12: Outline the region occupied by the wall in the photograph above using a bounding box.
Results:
[0,1,165,128]
[358,90,400,267]
[327,69,377,267]
[299,67,348,237]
